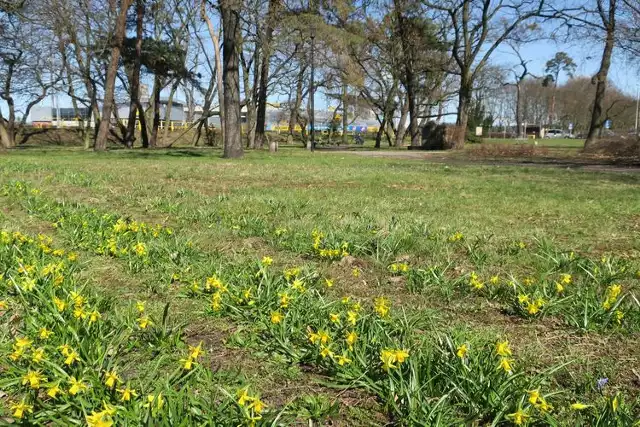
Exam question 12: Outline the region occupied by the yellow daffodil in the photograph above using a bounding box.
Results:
[336,354,352,366]
[31,347,46,363]
[456,344,468,359]
[136,301,146,313]
[318,330,330,344]
[528,389,540,405]
[73,306,88,319]
[347,310,357,326]
[374,297,390,317]
[261,256,273,266]
[555,282,564,294]
[345,331,357,348]
[15,336,33,349]
[133,242,147,256]
[249,398,266,414]
[0,300,7,310]
[351,268,360,277]
[490,275,500,285]
[394,349,409,363]
[104,371,120,389]
[270,311,283,324]
[118,386,138,401]
[183,355,196,369]
[612,396,619,412]
[39,327,53,339]
[237,387,252,406]
[22,370,47,389]
[89,310,101,323]
[507,408,529,425]
[560,273,572,285]
[64,350,80,366]
[324,278,333,288]
[53,296,66,312]
[47,382,63,399]
[499,357,513,373]
[495,340,512,357]
[58,343,72,356]
[68,376,88,395]
[380,349,397,371]
[320,345,334,358]
[189,342,204,360]
[278,292,290,308]
[329,313,340,324]
[10,400,33,419]
[137,315,153,329]
[535,397,552,413]
[144,393,165,412]
[86,411,113,427]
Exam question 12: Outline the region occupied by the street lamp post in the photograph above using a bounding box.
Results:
[309,26,315,151]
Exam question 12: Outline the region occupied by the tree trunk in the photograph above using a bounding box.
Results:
[221,1,243,158]
[202,1,225,142]
[162,80,180,145]
[289,64,305,135]
[584,4,616,150]
[395,94,409,146]
[374,116,386,149]
[454,77,472,148]
[124,0,145,148]
[342,82,348,145]
[94,0,133,151]
[516,83,523,138]
[0,117,15,148]
[148,75,161,148]
[256,0,279,151]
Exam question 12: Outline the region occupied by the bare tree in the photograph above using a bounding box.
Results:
[0,5,61,148]
[427,0,550,147]
[94,0,134,151]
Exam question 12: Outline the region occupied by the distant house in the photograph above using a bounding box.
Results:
[30,106,92,128]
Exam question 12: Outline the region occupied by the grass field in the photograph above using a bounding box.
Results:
[0,148,639,425]
[482,138,586,149]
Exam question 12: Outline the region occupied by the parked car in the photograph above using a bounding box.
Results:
[544,129,566,138]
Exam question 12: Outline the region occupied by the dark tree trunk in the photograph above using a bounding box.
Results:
[375,116,386,149]
[148,75,161,148]
[221,1,243,158]
[256,0,278,151]
[124,0,145,148]
[455,76,472,148]
[585,1,616,150]
[289,64,305,135]
[95,0,133,151]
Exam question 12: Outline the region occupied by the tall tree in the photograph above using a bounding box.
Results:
[94,0,134,151]
[220,0,243,158]
[427,0,548,147]
[123,0,148,148]
[584,0,617,148]
[542,51,575,126]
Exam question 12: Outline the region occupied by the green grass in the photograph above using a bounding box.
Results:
[0,148,639,425]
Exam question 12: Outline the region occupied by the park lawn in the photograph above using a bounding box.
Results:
[0,147,639,425]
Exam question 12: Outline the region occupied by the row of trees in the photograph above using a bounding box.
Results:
[1,0,639,155]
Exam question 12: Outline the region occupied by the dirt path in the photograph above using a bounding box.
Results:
[324,148,640,174]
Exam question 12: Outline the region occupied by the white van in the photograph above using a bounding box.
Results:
[545,129,565,138]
